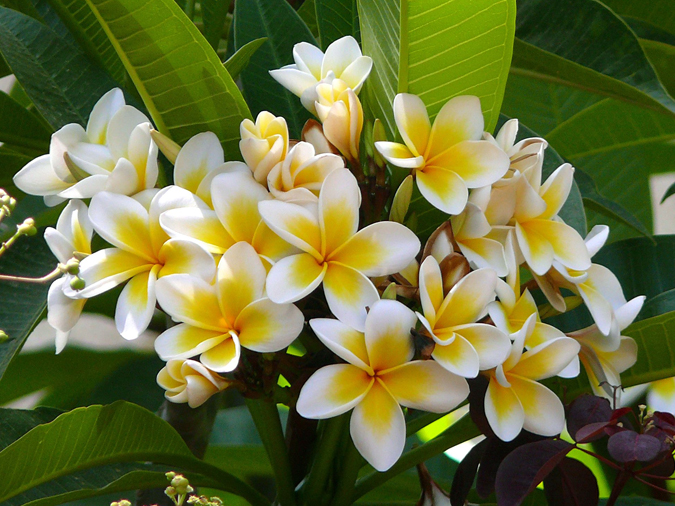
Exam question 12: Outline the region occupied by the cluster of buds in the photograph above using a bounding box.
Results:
[0,188,16,220]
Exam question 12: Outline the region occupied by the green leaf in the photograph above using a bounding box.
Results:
[84,0,251,159]
[0,91,51,151]
[0,6,119,128]
[573,169,652,239]
[41,0,126,83]
[600,1,675,38]
[661,180,675,204]
[234,0,316,138]
[315,0,357,50]
[639,288,675,321]
[359,0,516,137]
[512,0,675,118]
[202,0,230,50]
[205,445,273,478]
[224,37,267,80]
[0,401,269,506]
[0,407,62,449]
[0,234,54,382]
[297,0,319,39]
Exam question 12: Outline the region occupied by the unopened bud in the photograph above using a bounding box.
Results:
[17,218,37,236]
[0,330,8,343]
[65,258,80,275]
[382,282,398,300]
[171,475,191,495]
[389,175,413,223]
[151,129,181,164]
[165,471,176,480]
[110,501,131,506]
[69,276,86,290]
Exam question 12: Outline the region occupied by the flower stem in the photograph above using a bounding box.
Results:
[302,414,348,504]
[330,439,363,506]
[245,397,297,506]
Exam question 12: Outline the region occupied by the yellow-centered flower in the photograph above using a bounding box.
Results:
[240,111,289,184]
[157,359,229,408]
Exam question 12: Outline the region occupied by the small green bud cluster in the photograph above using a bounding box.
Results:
[57,258,86,290]
[187,495,224,505]
[110,501,131,506]
[164,472,194,506]
[0,189,16,218]
[17,218,37,237]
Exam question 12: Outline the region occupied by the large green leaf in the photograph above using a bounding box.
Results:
[0,91,51,151]
[0,234,54,382]
[0,401,269,506]
[0,6,119,129]
[359,0,516,137]
[234,0,316,138]
[224,37,267,80]
[315,0,357,50]
[202,0,230,50]
[84,0,251,159]
[0,407,62,449]
[41,0,126,83]
[512,0,675,118]
[601,0,675,38]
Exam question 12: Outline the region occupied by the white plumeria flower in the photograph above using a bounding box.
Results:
[484,119,547,187]
[269,36,373,115]
[485,315,581,441]
[488,280,580,378]
[154,242,304,372]
[416,258,511,378]
[158,359,229,408]
[314,79,363,163]
[647,377,675,413]
[376,94,510,215]
[240,111,289,184]
[44,200,93,353]
[533,225,645,346]
[259,169,420,331]
[14,88,158,204]
[174,131,249,207]
[509,164,591,276]
[160,171,295,267]
[297,299,468,471]
[451,202,508,276]
[568,296,643,400]
[267,141,345,202]
[68,188,216,340]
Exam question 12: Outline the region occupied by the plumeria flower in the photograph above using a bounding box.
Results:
[160,171,295,267]
[416,257,510,378]
[157,359,229,408]
[314,78,363,163]
[68,188,215,339]
[509,164,591,276]
[240,111,289,184]
[375,94,509,215]
[259,169,420,331]
[647,377,675,413]
[488,280,579,378]
[174,131,249,208]
[269,36,373,115]
[568,297,643,400]
[267,141,345,202]
[44,200,93,353]
[533,225,644,345]
[14,88,158,204]
[451,202,508,276]
[297,299,469,471]
[154,242,304,372]
[485,315,581,441]
[484,119,547,187]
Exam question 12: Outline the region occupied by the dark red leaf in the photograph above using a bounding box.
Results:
[607,431,662,463]
[450,439,487,506]
[653,411,675,426]
[574,421,612,443]
[640,454,675,478]
[495,440,574,506]
[468,376,493,437]
[544,458,599,506]
[566,396,612,442]
[610,407,632,422]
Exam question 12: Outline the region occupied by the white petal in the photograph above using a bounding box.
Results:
[115,265,159,340]
[323,262,379,332]
[322,36,363,79]
[174,131,224,194]
[309,318,370,371]
[86,88,125,144]
[47,277,85,333]
[13,155,71,196]
[269,67,318,97]
[485,376,524,442]
[107,105,150,160]
[364,299,416,371]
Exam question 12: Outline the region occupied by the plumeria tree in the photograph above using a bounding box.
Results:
[0,1,674,506]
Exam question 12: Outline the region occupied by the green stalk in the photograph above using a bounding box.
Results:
[302,414,348,503]
[245,398,297,506]
[352,414,480,501]
[330,440,364,506]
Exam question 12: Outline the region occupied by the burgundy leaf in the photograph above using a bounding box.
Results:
[495,440,574,506]
[640,454,675,478]
[607,431,662,463]
[566,395,612,441]
[544,457,599,506]
[610,407,632,422]
[450,439,487,506]
[468,376,493,437]
[574,421,612,443]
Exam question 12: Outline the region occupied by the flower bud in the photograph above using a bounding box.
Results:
[171,474,191,495]
[240,111,289,184]
[381,282,398,300]
[17,218,37,236]
[69,276,86,290]
[389,175,413,223]
[165,472,176,480]
[151,129,182,164]
[301,119,340,156]
[164,486,176,497]
[315,79,363,164]
[0,330,8,343]
[65,258,80,275]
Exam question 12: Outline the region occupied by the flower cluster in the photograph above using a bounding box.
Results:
[14,35,644,472]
